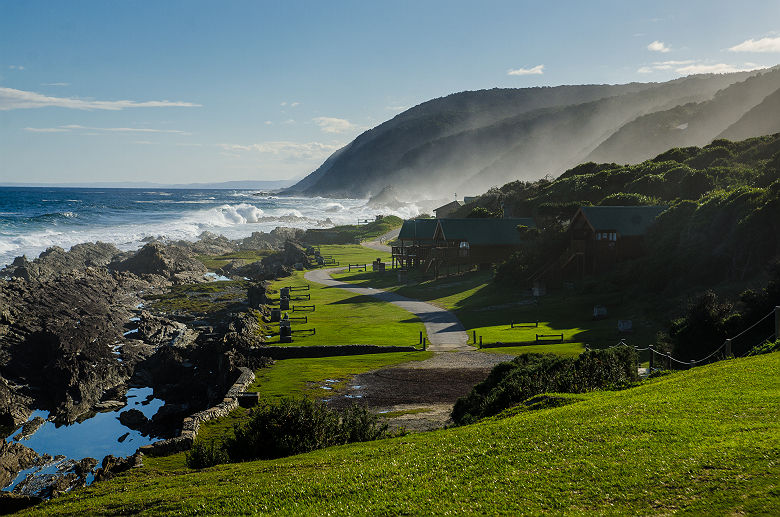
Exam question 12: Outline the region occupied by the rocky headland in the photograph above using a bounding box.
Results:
[0,227,306,498]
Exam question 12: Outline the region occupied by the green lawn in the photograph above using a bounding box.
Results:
[333,268,657,355]
[314,244,391,266]
[34,353,780,515]
[265,271,425,346]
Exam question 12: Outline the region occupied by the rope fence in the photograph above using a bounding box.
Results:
[587,308,779,372]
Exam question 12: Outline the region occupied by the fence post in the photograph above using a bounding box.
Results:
[422,337,426,351]
[649,348,654,371]
[479,336,482,349]
[775,306,780,341]
[473,330,476,344]
[419,331,422,345]
[690,359,696,369]
[725,339,732,357]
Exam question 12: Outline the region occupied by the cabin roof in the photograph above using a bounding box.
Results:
[576,206,668,236]
[398,219,438,241]
[434,200,464,212]
[435,218,537,246]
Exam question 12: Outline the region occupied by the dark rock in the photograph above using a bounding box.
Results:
[247,282,269,308]
[0,493,42,514]
[111,241,206,279]
[12,416,46,441]
[93,452,143,483]
[118,409,149,432]
[2,242,122,282]
[0,441,40,488]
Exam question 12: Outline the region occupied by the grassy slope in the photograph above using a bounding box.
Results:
[36,352,780,515]
[265,270,424,346]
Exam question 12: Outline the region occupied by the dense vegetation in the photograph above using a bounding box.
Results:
[465,133,780,364]
[187,398,391,468]
[452,346,638,424]
[481,133,780,287]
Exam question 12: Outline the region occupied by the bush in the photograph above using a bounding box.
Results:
[451,347,638,425]
[225,398,390,462]
[186,440,230,469]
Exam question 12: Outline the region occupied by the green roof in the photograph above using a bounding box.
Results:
[436,218,537,246]
[578,206,668,236]
[398,219,438,241]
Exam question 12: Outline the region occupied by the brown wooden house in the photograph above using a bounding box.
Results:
[561,205,667,278]
[392,218,438,269]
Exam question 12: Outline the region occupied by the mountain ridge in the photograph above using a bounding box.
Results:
[286,69,777,199]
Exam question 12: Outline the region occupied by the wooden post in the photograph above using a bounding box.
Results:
[473,330,476,344]
[479,336,482,349]
[775,306,780,342]
[725,338,732,357]
[648,347,654,370]
[419,331,423,345]
[423,337,427,351]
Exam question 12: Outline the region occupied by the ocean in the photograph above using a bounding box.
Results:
[0,187,420,267]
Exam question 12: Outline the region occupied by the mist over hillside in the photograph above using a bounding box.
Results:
[286,68,780,200]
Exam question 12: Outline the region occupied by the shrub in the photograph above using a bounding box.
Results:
[186,440,230,469]
[225,398,390,462]
[452,347,638,425]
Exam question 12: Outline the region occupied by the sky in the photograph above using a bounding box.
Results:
[1,0,779,185]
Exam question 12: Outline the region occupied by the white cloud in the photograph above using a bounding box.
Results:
[507,65,544,76]
[280,102,287,106]
[218,141,342,160]
[386,105,410,111]
[647,40,671,53]
[312,116,355,133]
[24,124,190,134]
[290,102,300,107]
[42,82,70,87]
[0,87,200,111]
[8,65,25,70]
[637,59,765,75]
[264,120,273,125]
[729,36,780,53]
[676,62,768,74]
[23,127,70,133]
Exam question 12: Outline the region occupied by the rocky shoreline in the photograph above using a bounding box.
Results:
[0,227,310,502]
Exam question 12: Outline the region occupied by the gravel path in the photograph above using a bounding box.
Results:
[304,267,470,351]
[304,266,514,430]
[361,227,400,253]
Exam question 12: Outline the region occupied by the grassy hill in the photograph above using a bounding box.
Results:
[33,352,780,515]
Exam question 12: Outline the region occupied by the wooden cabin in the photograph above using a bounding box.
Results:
[392,219,438,269]
[561,205,667,278]
[392,217,536,275]
[429,218,536,276]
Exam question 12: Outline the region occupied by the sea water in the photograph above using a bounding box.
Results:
[0,187,420,267]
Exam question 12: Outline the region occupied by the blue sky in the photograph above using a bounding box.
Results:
[1,0,779,184]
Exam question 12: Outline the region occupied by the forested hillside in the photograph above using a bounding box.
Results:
[287,69,780,199]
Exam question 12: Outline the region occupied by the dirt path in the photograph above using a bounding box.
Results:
[303,266,513,430]
[304,267,470,351]
[361,227,400,253]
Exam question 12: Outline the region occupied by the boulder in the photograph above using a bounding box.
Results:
[111,242,207,279]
